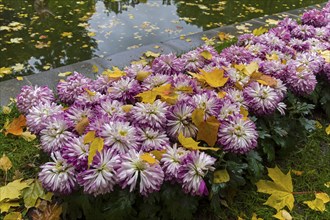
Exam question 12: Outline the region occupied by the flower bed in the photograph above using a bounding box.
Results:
[14,2,330,218]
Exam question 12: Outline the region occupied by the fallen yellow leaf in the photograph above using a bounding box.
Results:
[0,154,12,172]
[140,153,157,164]
[273,209,292,220]
[303,193,330,212]
[88,137,104,166]
[213,169,230,184]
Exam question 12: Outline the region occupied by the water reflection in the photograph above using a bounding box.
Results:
[0,0,326,80]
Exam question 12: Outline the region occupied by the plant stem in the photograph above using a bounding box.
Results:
[292,191,321,195]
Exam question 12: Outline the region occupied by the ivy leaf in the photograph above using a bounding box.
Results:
[256,166,294,211]
[213,169,230,184]
[273,209,292,220]
[303,193,330,212]
[0,179,30,202]
[30,200,62,220]
[196,116,220,147]
[0,154,12,172]
[4,115,26,136]
[88,138,104,166]
[22,180,52,209]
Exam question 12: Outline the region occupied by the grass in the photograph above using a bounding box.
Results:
[211,129,330,220]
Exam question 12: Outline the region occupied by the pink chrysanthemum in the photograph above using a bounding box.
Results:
[100,121,139,154]
[107,77,141,103]
[16,85,54,114]
[152,53,186,75]
[117,150,164,196]
[161,144,188,181]
[56,72,93,104]
[61,136,89,171]
[124,63,152,78]
[77,148,120,196]
[39,152,77,194]
[142,73,172,89]
[191,91,221,118]
[178,151,216,196]
[138,127,170,152]
[218,115,258,154]
[26,102,63,134]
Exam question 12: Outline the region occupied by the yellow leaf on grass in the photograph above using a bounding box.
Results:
[0,154,12,172]
[0,201,20,213]
[197,116,221,147]
[30,200,62,220]
[61,32,73,38]
[4,115,26,136]
[84,131,95,144]
[192,108,205,126]
[75,117,89,135]
[273,209,292,220]
[2,106,11,114]
[326,124,330,135]
[200,50,212,60]
[22,180,50,209]
[256,166,294,211]
[140,153,157,164]
[218,32,232,41]
[102,67,126,79]
[0,67,12,78]
[315,121,323,129]
[0,179,30,202]
[4,211,22,220]
[251,213,263,220]
[213,169,230,184]
[88,137,104,166]
[21,131,36,142]
[291,169,303,176]
[136,71,152,81]
[303,193,330,212]
[200,68,229,88]
[324,182,330,188]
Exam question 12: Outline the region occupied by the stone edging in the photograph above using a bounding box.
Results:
[0,2,327,106]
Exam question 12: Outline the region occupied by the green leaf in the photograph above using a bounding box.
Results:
[22,180,52,209]
[246,151,264,180]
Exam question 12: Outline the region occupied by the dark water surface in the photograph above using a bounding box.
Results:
[0,0,326,80]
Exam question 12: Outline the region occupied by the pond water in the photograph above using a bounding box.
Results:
[0,0,326,80]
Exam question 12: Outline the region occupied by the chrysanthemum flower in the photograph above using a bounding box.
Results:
[277,17,298,31]
[243,82,281,115]
[269,26,292,42]
[161,144,188,181]
[138,127,170,151]
[181,50,205,72]
[61,136,89,171]
[64,104,94,128]
[225,88,247,107]
[16,85,54,114]
[124,63,152,78]
[171,74,199,94]
[57,72,93,104]
[131,100,168,129]
[291,25,316,40]
[40,115,75,153]
[93,74,117,94]
[217,100,240,122]
[75,89,104,105]
[191,91,221,118]
[152,53,186,75]
[100,121,139,154]
[142,73,172,89]
[221,46,255,64]
[26,102,63,134]
[302,9,328,27]
[166,102,198,139]
[86,113,113,135]
[117,150,164,196]
[107,77,141,103]
[77,148,120,196]
[94,99,126,120]
[178,151,216,196]
[296,52,324,74]
[39,152,76,194]
[218,115,258,154]
[259,60,287,80]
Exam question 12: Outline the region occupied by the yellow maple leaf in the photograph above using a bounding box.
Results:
[251,213,263,220]
[200,50,213,60]
[243,62,259,76]
[4,212,22,220]
[136,84,177,104]
[303,192,330,212]
[0,179,30,202]
[150,149,166,161]
[200,68,229,88]
[213,169,230,184]
[136,71,152,81]
[102,67,126,79]
[256,166,294,211]
[178,132,219,151]
[319,50,330,63]
[144,51,160,58]
[61,32,73,38]
[140,153,158,164]
[326,124,330,135]
[4,115,26,136]
[0,201,20,213]
[58,71,72,77]
[196,116,221,147]
[84,131,96,144]
[88,137,104,166]
[252,27,268,36]
[273,209,292,220]
[0,154,12,172]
